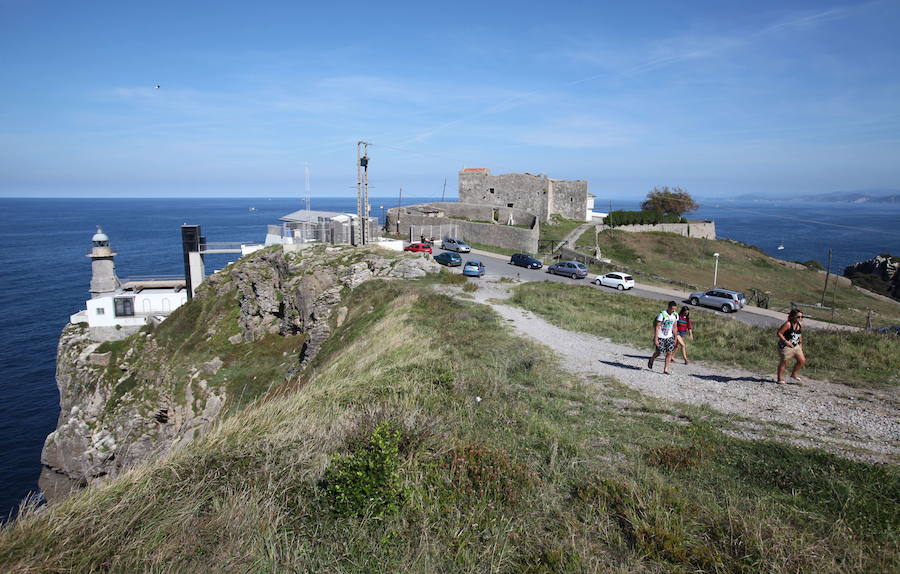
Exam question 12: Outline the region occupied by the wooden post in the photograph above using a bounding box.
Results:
[820,248,832,306]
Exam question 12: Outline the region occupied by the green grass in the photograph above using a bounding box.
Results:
[466,241,522,257]
[508,281,900,388]
[1,277,896,572]
[579,229,900,328]
[539,214,583,244]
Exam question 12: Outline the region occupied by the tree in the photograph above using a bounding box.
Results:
[641,186,698,216]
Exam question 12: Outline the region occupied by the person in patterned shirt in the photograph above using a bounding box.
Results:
[648,301,679,375]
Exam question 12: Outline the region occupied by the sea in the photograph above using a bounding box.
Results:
[1,196,898,519]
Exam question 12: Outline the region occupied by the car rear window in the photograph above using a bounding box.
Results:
[624,276,633,281]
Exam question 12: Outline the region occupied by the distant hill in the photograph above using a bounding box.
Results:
[793,190,900,203]
[727,189,900,203]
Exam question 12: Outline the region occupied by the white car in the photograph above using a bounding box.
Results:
[593,272,635,291]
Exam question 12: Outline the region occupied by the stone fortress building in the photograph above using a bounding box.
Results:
[386,168,595,253]
[458,168,591,223]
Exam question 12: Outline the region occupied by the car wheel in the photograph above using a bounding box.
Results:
[721,304,731,313]
[690,297,699,306]
[617,284,624,291]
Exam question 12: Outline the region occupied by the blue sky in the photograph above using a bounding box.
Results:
[1,0,898,198]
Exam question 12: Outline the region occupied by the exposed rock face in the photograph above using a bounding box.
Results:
[39,246,439,502]
[844,254,899,301]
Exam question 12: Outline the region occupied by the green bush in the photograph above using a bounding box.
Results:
[322,423,404,516]
[603,210,686,227]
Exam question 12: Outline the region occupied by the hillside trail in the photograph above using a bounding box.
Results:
[457,281,899,464]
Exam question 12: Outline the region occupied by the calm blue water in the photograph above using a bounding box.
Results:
[0,196,898,519]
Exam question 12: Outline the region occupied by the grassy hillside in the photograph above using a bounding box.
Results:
[1,278,897,572]
[579,229,900,328]
[508,282,900,388]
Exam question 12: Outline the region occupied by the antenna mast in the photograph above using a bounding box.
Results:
[356,141,371,245]
[304,164,311,242]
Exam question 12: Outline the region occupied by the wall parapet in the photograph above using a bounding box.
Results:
[605,220,716,239]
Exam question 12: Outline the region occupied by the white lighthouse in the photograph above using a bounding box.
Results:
[87,226,121,297]
[70,226,188,340]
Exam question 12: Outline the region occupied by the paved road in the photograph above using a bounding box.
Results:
[443,248,789,330]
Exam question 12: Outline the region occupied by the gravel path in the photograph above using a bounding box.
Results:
[462,282,900,463]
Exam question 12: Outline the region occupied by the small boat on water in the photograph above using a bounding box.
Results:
[777,240,784,250]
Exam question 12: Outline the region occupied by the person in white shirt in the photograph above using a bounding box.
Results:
[648,300,679,375]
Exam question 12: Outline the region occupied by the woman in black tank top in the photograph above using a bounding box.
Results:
[776,309,806,384]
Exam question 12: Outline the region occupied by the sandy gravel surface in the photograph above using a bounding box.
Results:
[459,281,900,463]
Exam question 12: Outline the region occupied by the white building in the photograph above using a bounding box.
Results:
[70,228,188,340]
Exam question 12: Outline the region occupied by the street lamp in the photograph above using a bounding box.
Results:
[712,252,720,286]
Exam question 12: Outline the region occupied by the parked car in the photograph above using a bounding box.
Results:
[874,325,900,337]
[442,237,471,253]
[688,288,747,313]
[547,261,589,279]
[594,272,635,290]
[462,260,485,277]
[509,253,543,269]
[434,251,462,267]
[404,242,433,254]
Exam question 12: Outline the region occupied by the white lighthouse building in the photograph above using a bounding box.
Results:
[70,227,188,340]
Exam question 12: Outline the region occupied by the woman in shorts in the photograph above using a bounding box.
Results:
[674,306,693,364]
[776,309,806,384]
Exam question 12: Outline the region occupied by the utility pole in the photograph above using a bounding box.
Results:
[397,187,403,236]
[441,178,447,202]
[820,248,832,306]
[355,141,371,246]
[304,164,311,242]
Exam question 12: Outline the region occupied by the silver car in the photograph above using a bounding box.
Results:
[688,288,746,313]
[442,237,471,253]
[547,261,589,279]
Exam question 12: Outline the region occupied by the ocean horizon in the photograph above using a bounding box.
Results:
[1,196,898,519]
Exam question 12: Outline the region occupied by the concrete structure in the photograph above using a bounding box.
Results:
[181,224,264,300]
[71,228,188,340]
[386,201,540,253]
[458,168,589,223]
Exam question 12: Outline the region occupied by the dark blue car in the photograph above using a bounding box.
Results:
[434,251,462,267]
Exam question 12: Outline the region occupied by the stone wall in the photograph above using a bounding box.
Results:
[458,169,589,223]
[606,220,716,240]
[387,202,540,253]
[549,179,589,221]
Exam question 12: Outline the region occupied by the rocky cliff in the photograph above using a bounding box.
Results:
[844,254,899,301]
[39,245,438,502]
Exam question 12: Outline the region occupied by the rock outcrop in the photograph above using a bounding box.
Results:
[39,245,439,502]
[844,254,899,301]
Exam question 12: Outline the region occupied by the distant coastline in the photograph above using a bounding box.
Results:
[729,189,900,204]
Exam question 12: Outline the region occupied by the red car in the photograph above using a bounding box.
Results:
[404,242,433,254]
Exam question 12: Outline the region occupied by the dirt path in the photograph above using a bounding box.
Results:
[460,281,900,463]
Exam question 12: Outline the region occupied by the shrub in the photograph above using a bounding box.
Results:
[322,423,404,516]
[603,210,685,227]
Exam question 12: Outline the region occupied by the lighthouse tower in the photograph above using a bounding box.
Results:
[87,226,120,297]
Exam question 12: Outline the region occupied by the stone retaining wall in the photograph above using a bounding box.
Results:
[386,202,540,253]
[605,220,716,239]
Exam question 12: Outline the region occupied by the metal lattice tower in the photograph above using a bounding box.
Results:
[356,141,371,245]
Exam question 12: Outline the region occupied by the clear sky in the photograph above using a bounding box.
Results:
[1,0,898,198]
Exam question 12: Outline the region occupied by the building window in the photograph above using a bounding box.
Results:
[95,308,105,315]
[114,297,134,317]
[507,203,514,208]
[489,188,495,194]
